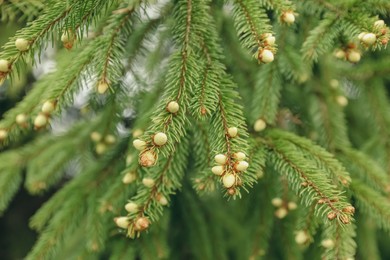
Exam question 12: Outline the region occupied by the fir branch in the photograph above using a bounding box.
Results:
[0,115,112,213]
[218,93,234,156]
[265,136,353,224]
[260,0,296,14]
[124,137,190,238]
[322,222,356,260]
[191,120,217,194]
[0,152,23,215]
[99,168,138,215]
[0,0,44,22]
[185,0,256,197]
[137,51,195,157]
[129,79,167,132]
[24,119,99,194]
[0,8,133,144]
[245,175,276,259]
[189,31,220,118]
[49,43,97,106]
[137,155,174,218]
[301,16,340,61]
[0,0,110,79]
[299,0,382,45]
[308,88,350,151]
[193,121,211,168]
[133,0,200,162]
[183,0,192,58]
[250,62,281,124]
[362,80,390,174]
[268,129,351,187]
[48,4,154,113]
[351,180,390,232]
[85,189,108,253]
[296,202,320,244]
[108,239,137,259]
[245,138,267,180]
[177,187,217,259]
[232,0,274,58]
[26,192,88,260]
[0,31,127,148]
[235,0,263,45]
[94,3,140,93]
[197,41,212,115]
[138,214,171,259]
[296,0,327,16]
[27,113,120,230]
[172,0,193,100]
[0,49,80,146]
[336,19,361,41]
[192,168,218,195]
[277,44,311,82]
[206,76,255,197]
[355,216,381,260]
[85,156,134,254]
[1,0,390,258]
[339,147,390,194]
[28,163,83,231]
[313,0,344,16]
[277,216,303,259]
[0,1,70,76]
[233,0,271,50]
[27,140,128,259]
[359,0,390,15]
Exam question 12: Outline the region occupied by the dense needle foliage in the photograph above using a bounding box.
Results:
[1,0,390,259]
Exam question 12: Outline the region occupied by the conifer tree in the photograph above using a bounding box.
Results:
[1,0,390,259]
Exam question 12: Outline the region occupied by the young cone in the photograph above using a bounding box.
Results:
[153,132,167,146]
[97,81,109,94]
[90,132,102,142]
[167,101,179,113]
[282,11,295,24]
[235,161,249,172]
[275,207,288,219]
[142,177,155,188]
[271,197,283,207]
[321,239,335,249]
[362,33,377,45]
[61,30,76,50]
[134,217,150,231]
[258,49,274,63]
[212,166,224,176]
[34,114,48,128]
[254,119,267,132]
[125,202,138,213]
[0,129,8,141]
[122,172,137,184]
[295,230,309,245]
[227,127,238,138]
[95,143,107,155]
[214,154,227,165]
[347,50,361,63]
[233,152,246,161]
[0,59,9,72]
[374,20,385,28]
[15,114,27,125]
[41,101,56,114]
[139,150,157,167]
[133,139,146,150]
[222,173,236,188]
[114,217,130,229]
[104,134,116,144]
[15,38,29,51]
